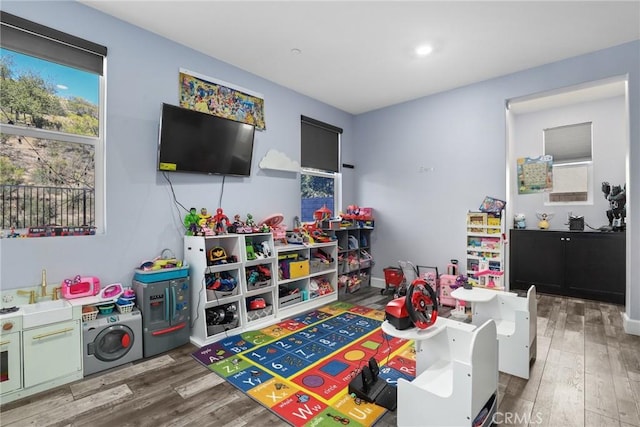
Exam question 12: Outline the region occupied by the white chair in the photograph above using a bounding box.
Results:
[397,319,498,427]
[471,285,537,379]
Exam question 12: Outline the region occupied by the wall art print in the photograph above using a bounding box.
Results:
[179,68,266,130]
[517,155,553,194]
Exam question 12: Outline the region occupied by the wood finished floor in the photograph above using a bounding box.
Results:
[1,288,639,427]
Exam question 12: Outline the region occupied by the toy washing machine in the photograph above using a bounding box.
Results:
[83,308,143,376]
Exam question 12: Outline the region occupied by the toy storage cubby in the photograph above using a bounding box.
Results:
[466,211,505,290]
[184,233,278,347]
[243,233,277,326]
[245,291,274,324]
[323,226,374,293]
[205,301,241,337]
[275,241,338,319]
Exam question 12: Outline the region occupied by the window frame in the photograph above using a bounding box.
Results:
[300,116,343,222]
[543,122,593,205]
[300,167,342,222]
[0,12,106,233]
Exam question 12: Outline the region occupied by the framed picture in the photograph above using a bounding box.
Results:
[517,155,553,194]
[179,68,266,130]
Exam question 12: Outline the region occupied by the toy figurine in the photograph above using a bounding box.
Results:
[227,214,243,234]
[198,208,212,227]
[258,223,269,233]
[260,241,272,257]
[536,212,553,229]
[246,213,257,231]
[184,207,200,235]
[292,216,301,230]
[514,213,526,229]
[213,208,231,234]
[602,182,626,231]
[246,239,257,260]
[455,274,473,290]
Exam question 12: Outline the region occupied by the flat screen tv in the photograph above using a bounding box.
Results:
[157,103,256,176]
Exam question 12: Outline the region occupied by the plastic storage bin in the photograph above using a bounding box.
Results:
[133,265,189,283]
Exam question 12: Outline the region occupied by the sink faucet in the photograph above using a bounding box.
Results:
[17,289,36,304]
[40,269,47,297]
[15,270,53,304]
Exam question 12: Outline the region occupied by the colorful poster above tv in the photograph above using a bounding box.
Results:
[517,155,553,194]
[179,68,266,130]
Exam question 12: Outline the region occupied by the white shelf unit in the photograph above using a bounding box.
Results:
[323,226,374,293]
[184,235,338,347]
[466,211,505,290]
[275,241,338,319]
[184,233,278,347]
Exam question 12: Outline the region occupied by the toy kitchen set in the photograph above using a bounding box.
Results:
[0,262,190,404]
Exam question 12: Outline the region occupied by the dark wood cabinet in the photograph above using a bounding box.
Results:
[509,229,625,304]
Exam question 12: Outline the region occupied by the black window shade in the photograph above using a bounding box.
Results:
[301,116,342,173]
[0,11,106,75]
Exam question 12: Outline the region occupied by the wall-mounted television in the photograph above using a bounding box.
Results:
[157,103,256,176]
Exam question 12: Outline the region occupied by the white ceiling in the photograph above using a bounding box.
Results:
[80,1,640,115]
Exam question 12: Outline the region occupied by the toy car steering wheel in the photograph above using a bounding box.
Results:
[405,278,438,329]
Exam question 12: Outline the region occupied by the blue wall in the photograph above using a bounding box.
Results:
[1,2,638,330]
[0,1,355,290]
[355,41,639,325]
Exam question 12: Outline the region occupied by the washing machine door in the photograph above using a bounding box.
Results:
[88,324,135,362]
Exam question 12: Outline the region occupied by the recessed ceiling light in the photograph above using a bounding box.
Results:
[415,44,433,57]
[291,48,302,55]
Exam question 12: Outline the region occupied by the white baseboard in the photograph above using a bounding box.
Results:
[371,277,385,289]
[621,312,640,336]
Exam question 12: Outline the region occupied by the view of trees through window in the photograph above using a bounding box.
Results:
[301,172,335,222]
[0,48,99,231]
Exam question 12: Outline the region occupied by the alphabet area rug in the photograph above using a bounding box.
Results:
[191,302,417,426]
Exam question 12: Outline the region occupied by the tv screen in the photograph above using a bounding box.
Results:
[157,103,256,176]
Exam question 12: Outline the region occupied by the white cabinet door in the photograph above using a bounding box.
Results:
[23,320,81,388]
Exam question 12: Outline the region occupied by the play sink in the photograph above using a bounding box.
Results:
[21,299,72,329]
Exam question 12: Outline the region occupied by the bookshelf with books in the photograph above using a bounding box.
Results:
[466,211,505,290]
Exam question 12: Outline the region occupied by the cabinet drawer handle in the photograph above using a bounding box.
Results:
[32,327,74,340]
[0,340,11,346]
[560,238,565,241]
[566,238,570,241]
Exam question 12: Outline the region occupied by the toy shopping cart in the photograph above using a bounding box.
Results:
[382,266,404,295]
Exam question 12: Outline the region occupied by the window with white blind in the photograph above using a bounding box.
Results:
[544,122,592,203]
